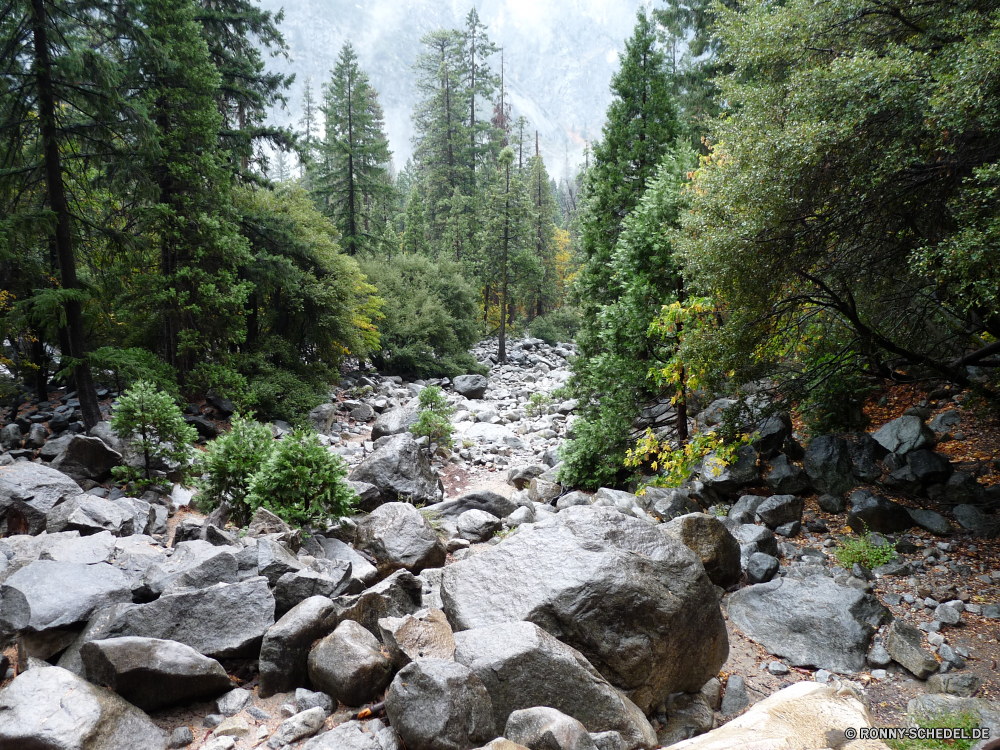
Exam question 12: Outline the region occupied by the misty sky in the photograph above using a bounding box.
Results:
[259,0,651,174]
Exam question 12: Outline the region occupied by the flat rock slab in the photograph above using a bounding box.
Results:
[0,665,166,750]
[0,560,131,632]
[441,505,729,714]
[725,576,889,673]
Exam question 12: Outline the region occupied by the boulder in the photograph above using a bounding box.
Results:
[425,490,517,520]
[274,564,352,616]
[371,403,419,441]
[378,607,456,667]
[729,523,779,568]
[846,489,913,534]
[440,506,729,713]
[953,504,987,531]
[873,415,935,455]
[928,472,986,506]
[727,495,767,525]
[348,433,444,507]
[143,540,238,596]
[886,620,938,679]
[267,706,327,749]
[816,493,847,514]
[530,477,562,504]
[0,423,22,450]
[38,530,116,565]
[80,636,232,711]
[699,446,758,496]
[847,434,885,483]
[465,422,517,444]
[664,681,881,750]
[256,537,303,585]
[301,720,390,750]
[46,495,131,537]
[386,658,496,750]
[456,509,502,543]
[319,536,379,588]
[661,513,741,588]
[906,450,952,485]
[0,665,167,750]
[259,596,338,698]
[354,502,446,576]
[0,462,83,534]
[309,403,339,434]
[507,465,545,490]
[308,620,393,707]
[907,508,952,536]
[247,507,294,538]
[49,436,122,482]
[725,576,889,672]
[656,691,715,747]
[752,415,793,459]
[505,707,596,750]
[765,455,810,495]
[644,488,701,522]
[745,552,779,584]
[453,374,489,400]
[454,621,656,750]
[332,569,424,638]
[754,494,804,529]
[0,560,131,633]
[803,436,855,497]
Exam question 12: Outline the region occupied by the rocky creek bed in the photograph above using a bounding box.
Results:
[1,336,1000,750]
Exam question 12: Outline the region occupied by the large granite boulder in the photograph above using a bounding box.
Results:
[80,636,233,711]
[0,665,167,750]
[378,607,456,667]
[348,432,444,507]
[453,374,489,399]
[259,596,338,698]
[332,569,424,638]
[308,620,393,707]
[803,436,856,497]
[0,463,83,534]
[661,513,741,588]
[440,505,729,713]
[371,402,420,441]
[725,576,890,673]
[846,489,913,534]
[142,540,239,596]
[423,490,517,521]
[698,447,759,496]
[454,621,656,750]
[504,707,597,750]
[354,502,446,577]
[46,495,131,537]
[49,436,122,482]
[872,415,935,455]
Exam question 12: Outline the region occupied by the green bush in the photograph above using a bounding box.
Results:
[529,306,581,345]
[246,429,356,527]
[197,414,274,526]
[111,380,197,485]
[885,711,981,750]
[244,363,329,425]
[834,525,897,570]
[359,254,486,378]
[410,385,454,445]
[90,347,178,397]
[525,392,551,417]
[185,362,250,408]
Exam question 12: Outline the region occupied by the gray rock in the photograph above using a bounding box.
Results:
[46,495,131,537]
[440,506,728,714]
[348,433,444,507]
[80,636,232,711]
[730,523,779,569]
[169,726,194,748]
[867,643,891,667]
[752,415,793,459]
[745,552,779,584]
[144,540,238,596]
[873,415,936,455]
[259,596,338,698]
[25,423,47,449]
[928,472,986,506]
[725,576,889,672]
[953,504,987,531]
[816,494,846,514]
[661,513,741,588]
[386,658,496,750]
[425,491,517,520]
[727,495,767,525]
[274,564,352,616]
[530,477,563,504]
[907,508,952,536]
[754,494,804,529]
[301,720,383,750]
[886,620,939,679]
[351,403,376,422]
[847,489,913,534]
[765,455,811,495]
[804,436,856,496]
[378,607,456,667]
[308,620,393,707]
[371,403,420,441]
[347,482,383,513]
[848,434,885,483]
[720,674,749,716]
[927,673,980,697]
[699,446,758,496]
[309,403,339,434]
[0,462,83,534]
[38,530,116,564]
[505,707,597,750]
[295,688,334,714]
[333,569,424,638]
[0,665,167,749]
[49,436,122,482]
[454,621,655,750]
[644,488,701,522]
[267,706,328,749]
[319,536,379,589]
[907,694,1000,741]
[0,423,22,450]
[507,465,545,490]
[257,537,303,586]
[456,509,502,543]
[0,560,131,632]
[354,502,446,577]
[216,688,252,716]
[934,603,962,626]
[930,410,962,432]
[453,374,489,400]
[555,491,593,510]
[906,450,953,485]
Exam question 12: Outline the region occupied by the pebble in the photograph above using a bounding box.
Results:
[767,661,790,676]
[814,669,833,684]
[247,707,270,722]
[871,669,888,681]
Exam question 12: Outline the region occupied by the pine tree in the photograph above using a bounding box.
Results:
[315,41,393,256]
[526,140,559,318]
[460,8,500,179]
[298,77,318,177]
[401,184,430,256]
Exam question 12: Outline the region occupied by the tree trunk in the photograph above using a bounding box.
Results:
[498,162,510,363]
[30,0,102,429]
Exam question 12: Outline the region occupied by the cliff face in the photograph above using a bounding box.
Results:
[258,0,644,173]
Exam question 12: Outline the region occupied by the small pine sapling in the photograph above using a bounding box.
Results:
[197,414,275,526]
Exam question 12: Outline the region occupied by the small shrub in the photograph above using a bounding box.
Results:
[525,392,551,417]
[245,364,329,424]
[410,385,454,445]
[246,429,356,527]
[111,380,197,485]
[197,414,274,526]
[90,347,178,397]
[885,710,981,750]
[185,362,250,409]
[529,307,581,345]
[834,523,898,569]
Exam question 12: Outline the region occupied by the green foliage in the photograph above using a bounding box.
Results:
[529,307,581,345]
[111,381,198,485]
[359,254,485,378]
[834,525,898,570]
[525,392,551,417]
[628,430,749,490]
[243,360,330,425]
[185,362,250,408]
[246,429,357,527]
[410,385,454,444]
[197,414,275,526]
[885,712,981,750]
[89,347,178,397]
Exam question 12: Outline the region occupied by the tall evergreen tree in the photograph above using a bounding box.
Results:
[315,42,393,256]
[460,8,500,178]
[526,143,559,318]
